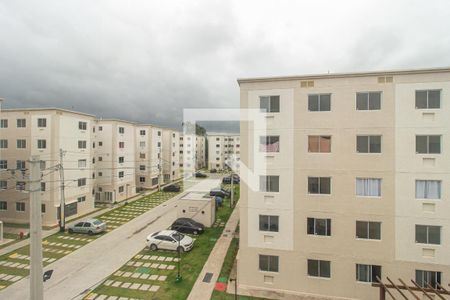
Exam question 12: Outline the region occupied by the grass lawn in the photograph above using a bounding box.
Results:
[87,187,238,300]
[0,179,199,291]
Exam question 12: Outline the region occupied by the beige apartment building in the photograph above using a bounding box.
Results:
[237,67,450,299]
[179,134,207,174]
[162,129,181,183]
[135,124,163,190]
[0,108,95,226]
[207,133,241,171]
[94,119,137,203]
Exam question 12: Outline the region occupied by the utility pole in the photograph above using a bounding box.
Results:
[59,149,66,232]
[29,155,43,300]
[158,148,162,191]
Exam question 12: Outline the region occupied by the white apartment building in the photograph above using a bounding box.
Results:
[207,133,241,171]
[179,134,207,173]
[237,68,450,299]
[94,119,136,203]
[162,129,181,183]
[135,125,163,190]
[0,108,95,226]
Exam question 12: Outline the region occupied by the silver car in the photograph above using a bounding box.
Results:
[68,219,106,235]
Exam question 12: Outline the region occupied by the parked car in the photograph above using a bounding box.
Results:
[210,169,217,173]
[194,172,207,178]
[68,219,106,235]
[210,188,230,198]
[170,218,205,234]
[222,176,239,184]
[163,183,181,192]
[146,230,194,252]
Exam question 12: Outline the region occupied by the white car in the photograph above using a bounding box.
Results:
[146,230,194,252]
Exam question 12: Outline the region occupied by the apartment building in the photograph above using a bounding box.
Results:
[135,124,163,190]
[0,108,95,226]
[94,119,136,203]
[162,129,181,183]
[237,67,450,299]
[179,134,207,173]
[207,133,241,171]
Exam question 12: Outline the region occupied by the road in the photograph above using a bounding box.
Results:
[0,178,220,300]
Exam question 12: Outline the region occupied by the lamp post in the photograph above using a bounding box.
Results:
[175,234,182,283]
[229,278,237,300]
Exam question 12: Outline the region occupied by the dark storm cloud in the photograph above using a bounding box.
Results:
[1,0,450,132]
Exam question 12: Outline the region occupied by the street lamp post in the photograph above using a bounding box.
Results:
[229,278,237,300]
[175,235,182,283]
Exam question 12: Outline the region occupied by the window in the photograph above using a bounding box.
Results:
[77,196,86,203]
[260,95,280,113]
[152,177,158,186]
[37,118,47,127]
[0,139,8,148]
[40,160,46,170]
[139,165,145,171]
[259,215,279,232]
[119,157,124,163]
[356,92,381,110]
[157,142,161,147]
[140,130,146,135]
[0,180,6,189]
[78,121,87,130]
[76,159,86,168]
[140,177,145,183]
[119,186,124,193]
[99,141,103,146]
[98,172,102,176]
[416,225,440,244]
[416,135,441,154]
[308,259,331,278]
[41,204,46,213]
[308,136,331,153]
[17,139,26,149]
[259,255,279,272]
[41,182,46,191]
[0,119,7,128]
[0,160,7,169]
[356,221,381,240]
[140,141,145,147]
[0,201,7,211]
[416,270,441,288]
[16,202,25,212]
[119,127,125,134]
[308,177,331,194]
[118,171,124,178]
[356,178,381,197]
[98,156,103,162]
[119,142,125,148]
[140,153,145,159]
[259,136,280,152]
[308,94,331,111]
[158,131,161,136]
[77,178,87,187]
[78,140,87,149]
[416,90,440,109]
[416,180,441,199]
[17,119,26,128]
[99,126,103,131]
[307,218,331,236]
[259,176,279,192]
[356,136,381,153]
[356,264,381,283]
[37,139,46,149]
[16,160,26,170]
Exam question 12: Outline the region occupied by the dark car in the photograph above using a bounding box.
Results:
[163,184,181,192]
[222,176,239,184]
[210,188,230,198]
[194,172,207,178]
[210,169,217,173]
[170,218,205,234]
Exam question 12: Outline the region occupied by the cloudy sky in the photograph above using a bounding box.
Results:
[1,0,449,131]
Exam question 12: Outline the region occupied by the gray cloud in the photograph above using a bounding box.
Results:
[1,0,450,132]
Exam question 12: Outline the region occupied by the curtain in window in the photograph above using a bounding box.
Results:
[416,180,441,199]
[356,178,381,196]
[320,136,331,152]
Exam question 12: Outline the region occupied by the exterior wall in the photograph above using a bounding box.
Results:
[135,125,161,190]
[238,69,450,300]
[207,133,241,172]
[180,134,206,174]
[0,109,95,226]
[94,120,136,202]
[176,198,215,227]
[162,129,181,183]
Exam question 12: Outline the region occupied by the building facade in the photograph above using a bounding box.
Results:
[207,133,241,171]
[179,134,207,174]
[135,125,163,190]
[237,68,450,299]
[162,129,181,183]
[0,108,95,226]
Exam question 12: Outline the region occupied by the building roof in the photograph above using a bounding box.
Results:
[1,107,96,118]
[207,132,240,137]
[237,66,450,85]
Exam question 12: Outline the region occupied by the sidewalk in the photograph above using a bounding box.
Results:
[187,203,240,300]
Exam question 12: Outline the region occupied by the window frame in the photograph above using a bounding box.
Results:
[307,259,331,278]
[356,178,382,197]
[307,177,331,195]
[258,254,279,273]
[307,217,332,236]
[37,139,47,149]
[356,264,381,283]
[16,139,26,149]
[308,135,332,153]
[16,119,26,128]
[356,92,382,111]
[37,118,47,128]
[259,215,279,232]
[415,90,441,109]
[259,95,280,113]
[356,135,382,153]
[415,225,441,245]
[415,180,441,200]
[356,221,381,240]
[259,175,280,193]
[308,94,331,112]
[416,135,441,154]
